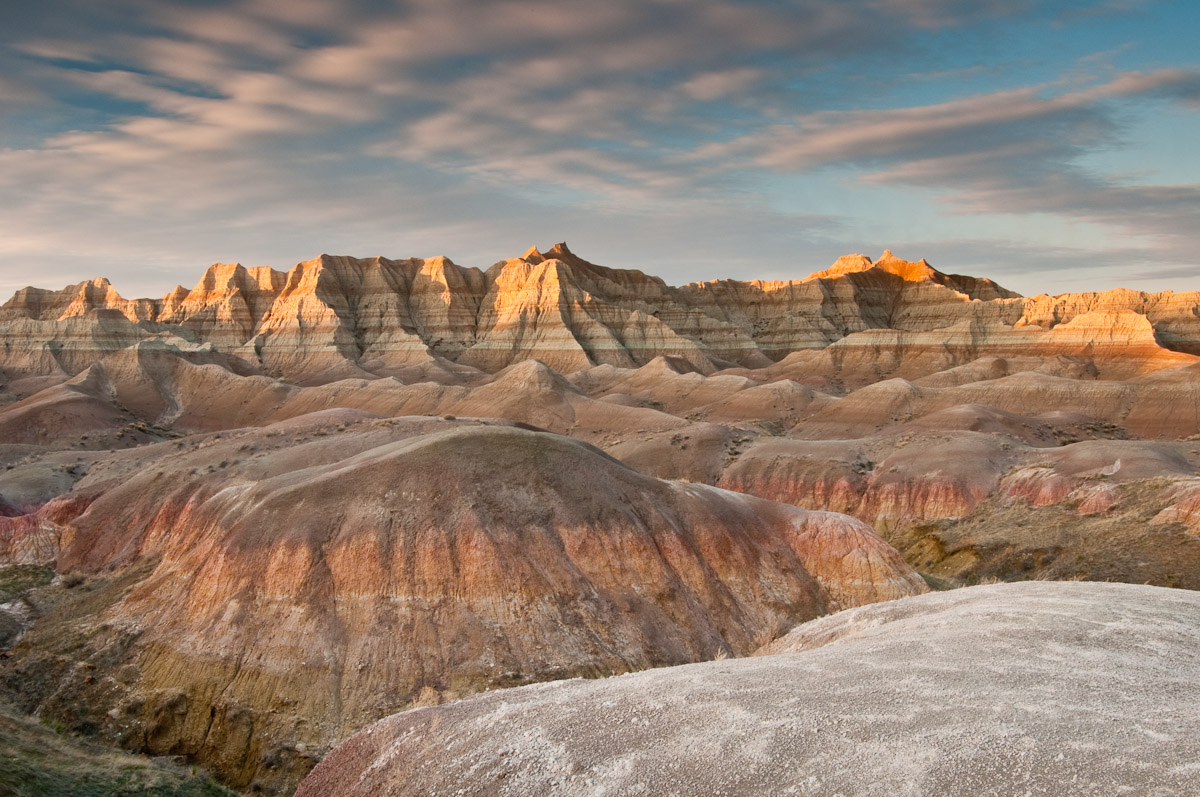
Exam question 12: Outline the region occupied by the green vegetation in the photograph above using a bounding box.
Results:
[917,572,956,591]
[0,702,238,797]
[0,565,54,603]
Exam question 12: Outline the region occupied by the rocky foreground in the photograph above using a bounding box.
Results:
[298,581,1200,797]
[0,415,923,792]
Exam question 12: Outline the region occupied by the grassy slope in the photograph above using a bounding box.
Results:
[0,702,238,797]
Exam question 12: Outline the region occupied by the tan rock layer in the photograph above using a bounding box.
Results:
[7,244,1198,384]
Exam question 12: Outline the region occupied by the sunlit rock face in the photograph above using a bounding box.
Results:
[2,417,923,794]
[6,244,1199,385]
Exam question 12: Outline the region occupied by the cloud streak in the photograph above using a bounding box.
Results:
[1,0,1198,296]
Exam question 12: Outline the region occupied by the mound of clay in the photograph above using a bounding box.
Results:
[298,581,1200,797]
[7,417,923,793]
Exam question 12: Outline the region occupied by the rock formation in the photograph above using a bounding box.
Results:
[7,244,1198,387]
[1,415,924,793]
[5,242,1200,796]
[297,581,1200,797]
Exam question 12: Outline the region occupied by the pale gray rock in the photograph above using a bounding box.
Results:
[298,581,1200,797]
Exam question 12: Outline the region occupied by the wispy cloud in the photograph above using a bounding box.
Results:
[679,68,1200,266]
[0,0,1198,296]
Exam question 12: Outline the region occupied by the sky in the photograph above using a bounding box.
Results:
[1,0,1198,299]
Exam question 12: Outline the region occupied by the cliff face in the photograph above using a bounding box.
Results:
[7,244,1197,384]
[6,243,1200,797]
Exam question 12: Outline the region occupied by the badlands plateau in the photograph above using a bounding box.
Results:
[2,243,1200,794]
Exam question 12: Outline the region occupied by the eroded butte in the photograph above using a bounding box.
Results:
[3,244,1200,794]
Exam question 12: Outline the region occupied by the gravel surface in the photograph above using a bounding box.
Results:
[297,581,1200,796]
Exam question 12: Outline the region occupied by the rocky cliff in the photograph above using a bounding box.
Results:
[7,244,1198,386]
[5,242,1200,796]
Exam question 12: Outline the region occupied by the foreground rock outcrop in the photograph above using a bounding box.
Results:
[2,415,923,794]
[298,581,1200,797]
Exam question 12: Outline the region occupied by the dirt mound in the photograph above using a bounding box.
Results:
[298,581,1200,797]
[4,418,923,793]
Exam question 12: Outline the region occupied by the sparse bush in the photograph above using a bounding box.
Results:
[60,571,86,589]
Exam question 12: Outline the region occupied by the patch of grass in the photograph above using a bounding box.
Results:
[59,571,87,589]
[0,565,54,602]
[917,572,957,591]
[0,701,239,796]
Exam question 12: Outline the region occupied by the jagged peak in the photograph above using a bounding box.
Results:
[802,250,1018,299]
[73,277,125,304]
[640,355,701,376]
[492,358,577,393]
[542,242,598,273]
[521,241,591,271]
[492,244,585,281]
[307,253,370,270]
[834,253,874,270]
[502,243,670,296]
[191,262,246,292]
[805,250,939,283]
[872,250,939,282]
[160,284,189,301]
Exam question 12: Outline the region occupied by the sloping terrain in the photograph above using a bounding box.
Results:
[0,415,923,794]
[0,699,236,797]
[297,581,1200,797]
[3,248,1200,613]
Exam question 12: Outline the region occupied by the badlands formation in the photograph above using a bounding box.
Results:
[299,581,1200,797]
[2,243,1200,793]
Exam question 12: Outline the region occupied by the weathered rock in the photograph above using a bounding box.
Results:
[7,245,1200,392]
[297,582,1200,797]
[11,417,923,793]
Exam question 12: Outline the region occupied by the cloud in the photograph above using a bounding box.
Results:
[0,74,42,103]
[2,0,1199,297]
[680,68,765,101]
[692,69,1197,170]
[675,68,1200,267]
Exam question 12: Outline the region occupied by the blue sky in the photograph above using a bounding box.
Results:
[1,0,1198,298]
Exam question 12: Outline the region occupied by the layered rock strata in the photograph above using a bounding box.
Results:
[7,244,1199,385]
[2,415,924,793]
